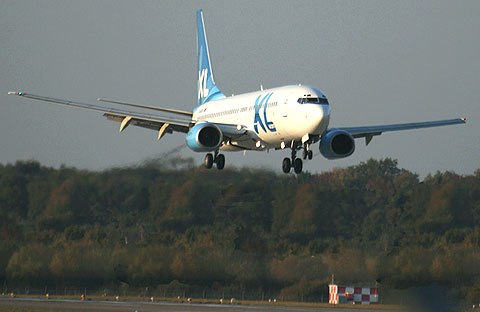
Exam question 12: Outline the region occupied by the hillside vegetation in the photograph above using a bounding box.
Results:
[0,158,479,304]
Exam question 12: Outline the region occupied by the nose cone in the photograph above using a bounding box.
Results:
[305,104,330,134]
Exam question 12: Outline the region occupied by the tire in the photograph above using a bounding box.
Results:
[308,150,313,160]
[302,149,308,160]
[282,158,291,173]
[216,154,225,170]
[294,158,303,174]
[205,153,213,169]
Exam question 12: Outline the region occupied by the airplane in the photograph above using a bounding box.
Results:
[8,9,467,174]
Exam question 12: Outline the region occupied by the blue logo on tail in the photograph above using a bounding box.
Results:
[197,10,225,107]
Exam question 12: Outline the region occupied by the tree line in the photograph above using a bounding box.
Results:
[0,158,479,304]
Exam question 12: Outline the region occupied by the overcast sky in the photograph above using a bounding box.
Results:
[1,1,478,177]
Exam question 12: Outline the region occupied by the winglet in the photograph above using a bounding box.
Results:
[8,91,23,95]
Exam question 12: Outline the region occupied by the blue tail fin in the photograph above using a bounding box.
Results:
[197,9,225,106]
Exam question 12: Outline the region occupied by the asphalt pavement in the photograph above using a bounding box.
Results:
[0,297,397,312]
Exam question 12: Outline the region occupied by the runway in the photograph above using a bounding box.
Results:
[0,297,397,312]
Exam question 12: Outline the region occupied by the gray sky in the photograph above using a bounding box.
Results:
[1,0,478,177]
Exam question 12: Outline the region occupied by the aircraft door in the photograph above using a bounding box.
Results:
[277,96,292,136]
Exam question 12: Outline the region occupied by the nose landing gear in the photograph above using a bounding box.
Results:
[205,151,225,170]
[282,149,304,174]
[303,149,313,160]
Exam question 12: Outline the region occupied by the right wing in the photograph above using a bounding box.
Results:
[8,91,193,139]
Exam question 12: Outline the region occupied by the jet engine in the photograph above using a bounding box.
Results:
[186,123,223,152]
[319,129,355,159]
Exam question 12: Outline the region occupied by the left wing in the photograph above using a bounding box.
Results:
[97,97,193,117]
[8,91,193,139]
[332,118,467,145]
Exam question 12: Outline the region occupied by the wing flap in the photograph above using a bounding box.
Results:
[103,112,190,134]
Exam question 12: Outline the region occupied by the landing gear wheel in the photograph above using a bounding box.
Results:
[282,158,291,173]
[216,154,225,170]
[205,153,214,169]
[308,150,313,160]
[302,149,308,160]
[294,158,303,174]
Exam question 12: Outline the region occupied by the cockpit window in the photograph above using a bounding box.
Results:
[297,97,329,104]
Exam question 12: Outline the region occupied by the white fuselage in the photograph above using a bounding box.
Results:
[192,85,331,150]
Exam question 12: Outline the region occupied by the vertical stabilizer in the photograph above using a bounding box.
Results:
[197,9,225,106]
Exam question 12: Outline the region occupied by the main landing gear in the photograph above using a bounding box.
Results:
[282,144,312,174]
[205,151,225,170]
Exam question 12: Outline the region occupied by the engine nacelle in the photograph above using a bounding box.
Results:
[319,129,355,159]
[186,123,223,152]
